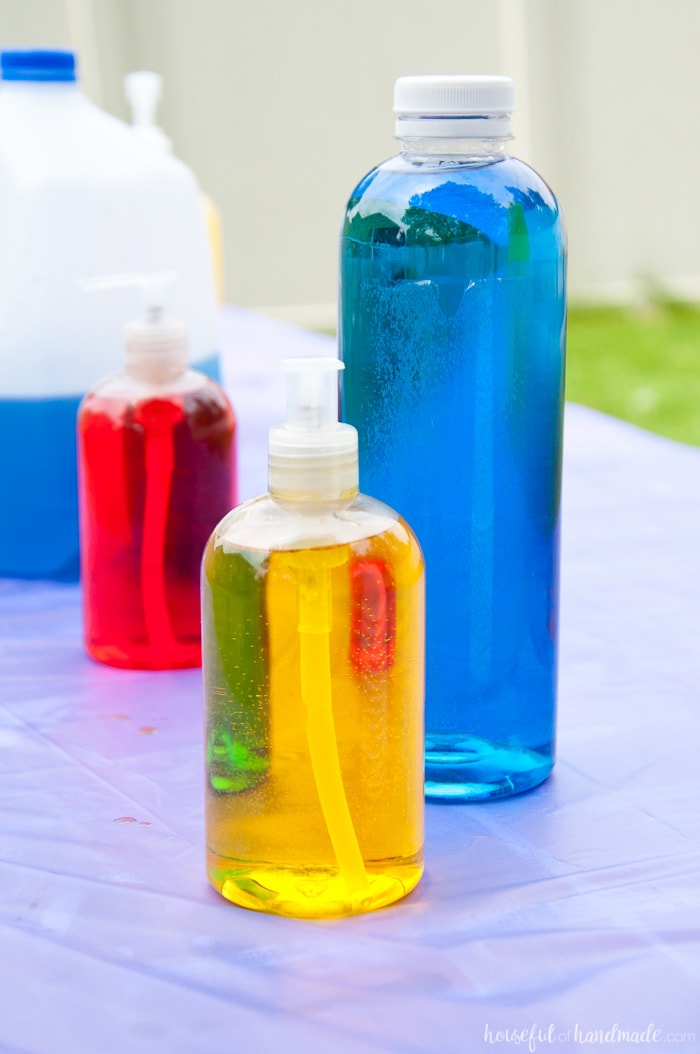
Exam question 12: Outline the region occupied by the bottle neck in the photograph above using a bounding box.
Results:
[0,80,85,115]
[395,111,512,163]
[398,134,510,164]
[124,320,188,385]
[0,80,80,94]
[267,436,360,504]
[270,491,359,515]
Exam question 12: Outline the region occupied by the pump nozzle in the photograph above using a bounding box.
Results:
[80,269,176,314]
[282,356,342,432]
[269,357,359,501]
[80,271,186,382]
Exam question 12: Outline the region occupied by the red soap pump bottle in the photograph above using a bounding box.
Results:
[77,273,236,670]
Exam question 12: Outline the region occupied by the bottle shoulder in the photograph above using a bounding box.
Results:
[0,86,195,185]
[79,369,233,423]
[350,150,548,191]
[210,493,420,554]
[82,367,222,404]
[343,152,562,243]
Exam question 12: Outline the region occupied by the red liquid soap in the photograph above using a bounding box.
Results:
[79,377,236,669]
[77,277,236,670]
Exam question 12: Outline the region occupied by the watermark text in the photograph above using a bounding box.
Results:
[483,1023,695,1050]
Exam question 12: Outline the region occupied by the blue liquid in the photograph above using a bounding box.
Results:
[339,153,566,801]
[0,352,221,581]
[0,394,81,580]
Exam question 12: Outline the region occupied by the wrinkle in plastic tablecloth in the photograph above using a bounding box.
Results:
[1,308,699,1054]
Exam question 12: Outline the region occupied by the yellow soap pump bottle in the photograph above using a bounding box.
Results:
[202,357,425,918]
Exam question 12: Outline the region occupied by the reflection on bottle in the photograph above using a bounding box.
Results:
[350,559,396,673]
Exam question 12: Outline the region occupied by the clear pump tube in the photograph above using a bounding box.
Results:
[291,548,369,895]
[278,360,368,895]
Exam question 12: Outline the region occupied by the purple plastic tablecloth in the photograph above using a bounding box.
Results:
[1,307,699,1054]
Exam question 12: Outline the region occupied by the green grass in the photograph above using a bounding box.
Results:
[566,301,700,446]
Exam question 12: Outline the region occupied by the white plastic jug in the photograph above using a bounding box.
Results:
[0,49,218,580]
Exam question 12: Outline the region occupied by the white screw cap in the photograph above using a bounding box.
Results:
[394,74,514,138]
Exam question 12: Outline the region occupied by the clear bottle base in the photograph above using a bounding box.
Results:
[425,734,553,802]
[208,858,423,919]
[86,641,201,671]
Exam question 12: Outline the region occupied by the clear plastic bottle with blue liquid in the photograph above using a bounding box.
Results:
[339,75,566,801]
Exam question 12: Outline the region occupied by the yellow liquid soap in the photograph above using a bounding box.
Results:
[202,510,425,919]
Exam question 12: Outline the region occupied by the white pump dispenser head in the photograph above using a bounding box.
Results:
[124,70,173,154]
[81,272,187,383]
[269,357,359,502]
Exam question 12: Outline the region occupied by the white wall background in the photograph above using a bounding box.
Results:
[1,0,699,319]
